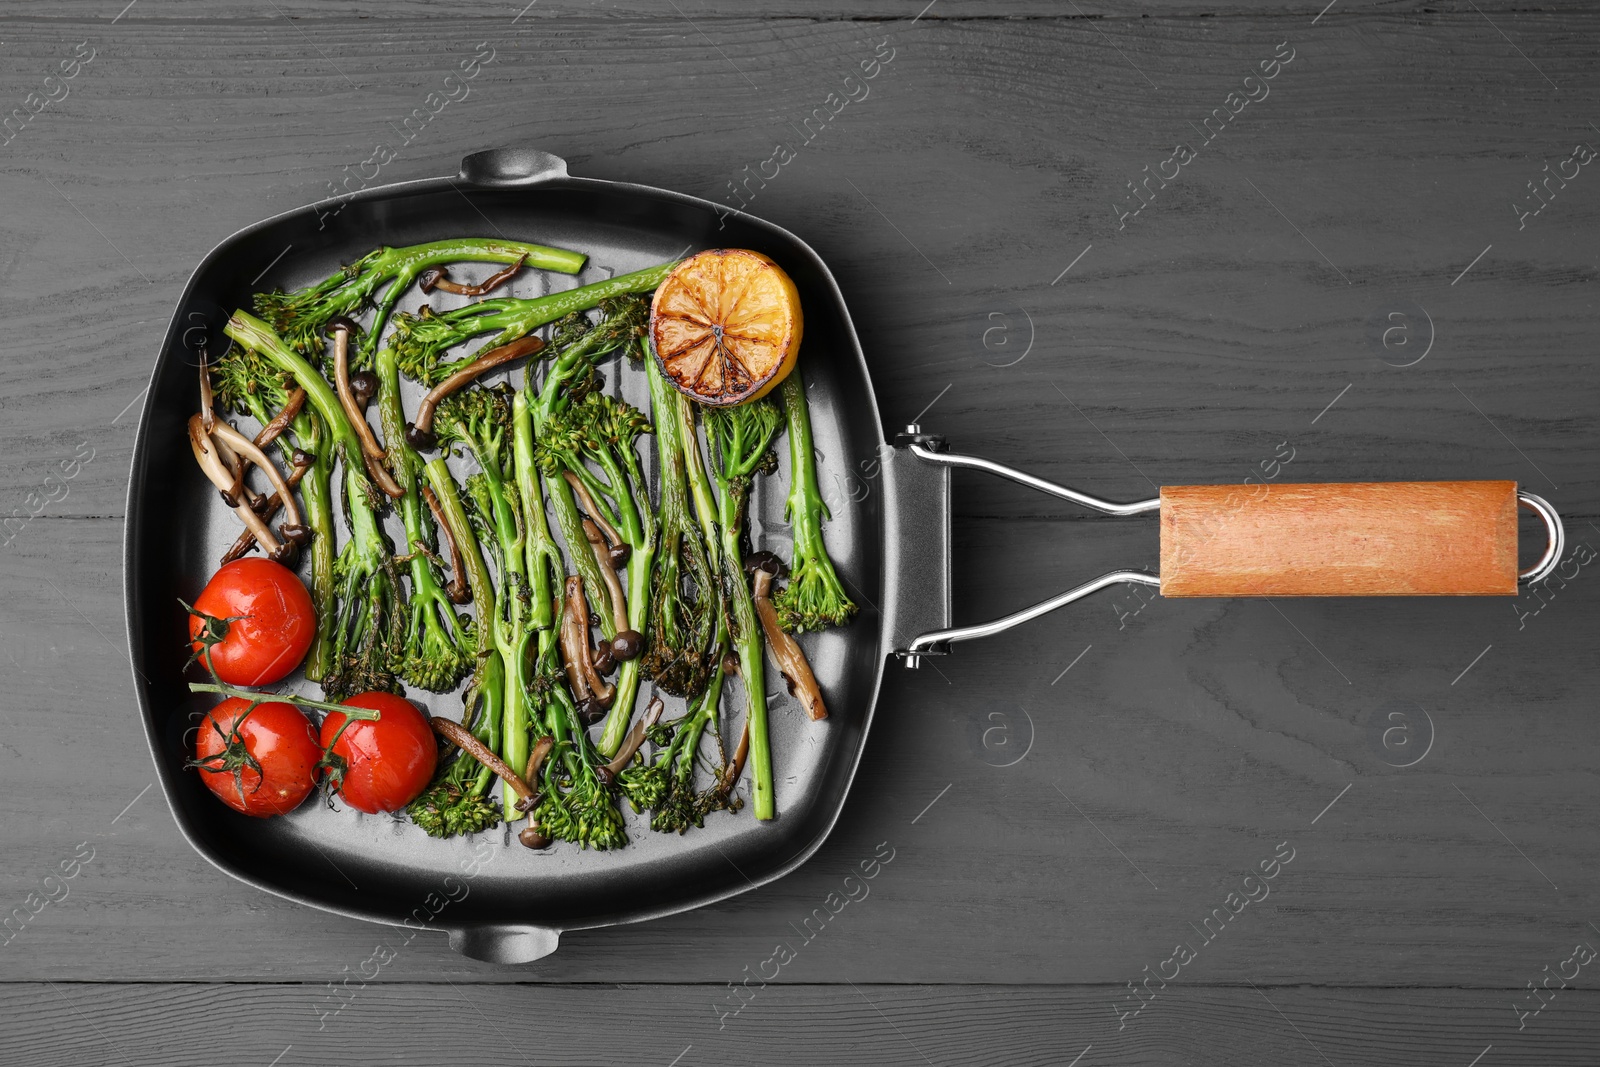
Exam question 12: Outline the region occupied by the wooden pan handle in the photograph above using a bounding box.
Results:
[1159,481,1519,596]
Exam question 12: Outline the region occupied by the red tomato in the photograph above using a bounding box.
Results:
[188,558,316,686]
[192,696,322,817]
[320,692,437,814]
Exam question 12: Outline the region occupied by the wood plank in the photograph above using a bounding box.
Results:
[1,983,1597,1065]
[11,1,1600,19]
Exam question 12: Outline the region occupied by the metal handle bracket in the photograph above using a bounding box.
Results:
[893,427,1158,666]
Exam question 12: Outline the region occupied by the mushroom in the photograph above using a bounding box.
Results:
[406,334,546,451]
[419,253,528,297]
[347,370,378,412]
[559,575,614,710]
[189,414,290,564]
[564,471,628,567]
[422,485,471,604]
[580,517,629,633]
[324,315,405,499]
[221,448,315,564]
[427,716,539,811]
[610,628,644,662]
[519,735,555,850]
[751,565,827,721]
[719,721,750,799]
[197,350,261,512]
[206,418,306,540]
[252,387,306,450]
[601,694,664,779]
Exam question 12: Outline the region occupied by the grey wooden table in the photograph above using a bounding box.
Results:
[3,1,1598,1063]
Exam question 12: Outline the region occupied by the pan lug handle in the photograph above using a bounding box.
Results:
[892,429,1159,666]
[447,923,561,964]
[459,147,571,188]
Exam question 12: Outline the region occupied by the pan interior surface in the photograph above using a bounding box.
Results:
[128,178,886,932]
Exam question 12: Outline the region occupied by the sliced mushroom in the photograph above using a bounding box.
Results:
[407,334,546,450]
[752,567,827,721]
[419,253,527,297]
[325,316,405,499]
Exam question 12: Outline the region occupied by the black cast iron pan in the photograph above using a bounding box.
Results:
[125,148,953,963]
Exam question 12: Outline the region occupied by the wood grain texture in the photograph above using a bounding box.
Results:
[0,0,1598,1061]
[4,983,1599,1067]
[1160,480,1520,596]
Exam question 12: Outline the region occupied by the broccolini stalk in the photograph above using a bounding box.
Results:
[392,262,676,383]
[433,386,535,821]
[774,372,858,633]
[703,396,784,820]
[526,304,646,644]
[254,239,586,362]
[226,311,405,698]
[508,386,562,818]
[210,346,337,681]
[535,387,657,757]
[642,350,718,697]
[528,646,628,851]
[374,344,474,691]
[512,377,632,848]
[626,638,737,834]
[406,458,505,837]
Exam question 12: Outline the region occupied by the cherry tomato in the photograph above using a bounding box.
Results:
[192,696,322,817]
[320,692,437,814]
[188,558,316,686]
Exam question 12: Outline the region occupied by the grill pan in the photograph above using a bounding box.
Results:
[127,147,950,963]
[126,147,1563,963]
